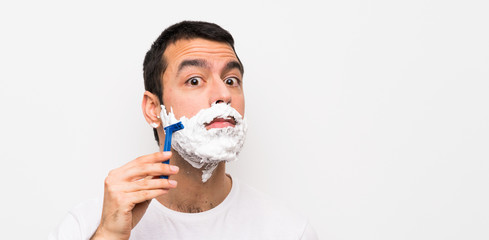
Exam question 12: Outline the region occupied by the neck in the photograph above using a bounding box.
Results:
[155,149,232,213]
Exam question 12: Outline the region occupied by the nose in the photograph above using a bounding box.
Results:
[209,77,232,105]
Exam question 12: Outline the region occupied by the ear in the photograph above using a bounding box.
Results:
[142,91,162,128]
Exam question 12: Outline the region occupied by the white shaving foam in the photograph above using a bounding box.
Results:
[160,103,247,182]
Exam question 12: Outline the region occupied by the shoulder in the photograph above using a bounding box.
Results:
[49,198,102,240]
[231,180,318,239]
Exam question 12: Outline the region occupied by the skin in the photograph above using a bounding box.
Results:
[91,38,245,240]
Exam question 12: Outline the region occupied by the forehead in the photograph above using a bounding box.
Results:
[163,38,238,66]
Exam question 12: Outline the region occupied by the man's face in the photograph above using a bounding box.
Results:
[161,38,245,126]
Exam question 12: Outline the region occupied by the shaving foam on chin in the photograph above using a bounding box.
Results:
[160,103,247,182]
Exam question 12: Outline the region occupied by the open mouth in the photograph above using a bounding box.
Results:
[205,117,236,129]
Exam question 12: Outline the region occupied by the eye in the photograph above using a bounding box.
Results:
[185,77,202,86]
[224,77,240,87]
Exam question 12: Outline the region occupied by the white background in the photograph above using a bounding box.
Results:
[1,0,488,239]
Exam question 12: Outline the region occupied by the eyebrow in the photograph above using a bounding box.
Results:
[176,59,244,76]
[223,60,244,75]
[177,59,209,74]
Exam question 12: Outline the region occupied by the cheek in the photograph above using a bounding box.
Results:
[166,97,208,120]
[233,95,245,117]
[162,88,196,119]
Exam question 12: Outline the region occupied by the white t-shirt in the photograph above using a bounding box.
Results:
[49,177,318,239]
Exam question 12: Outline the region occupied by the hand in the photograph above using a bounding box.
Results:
[91,152,179,240]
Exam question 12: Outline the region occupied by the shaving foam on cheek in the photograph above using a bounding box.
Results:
[160,103,247,182]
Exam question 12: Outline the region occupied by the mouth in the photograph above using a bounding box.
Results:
[205,117,236,129]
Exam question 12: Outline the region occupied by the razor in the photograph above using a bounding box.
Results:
[160,121,184,179]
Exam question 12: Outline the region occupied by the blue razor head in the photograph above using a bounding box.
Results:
[164,121,184,132]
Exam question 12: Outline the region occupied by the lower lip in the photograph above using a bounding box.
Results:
[206,121,235,129]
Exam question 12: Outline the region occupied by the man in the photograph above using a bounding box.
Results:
[50,21,317,239]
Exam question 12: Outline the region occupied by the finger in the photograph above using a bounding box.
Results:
[123,163,179,181]
[108,152,174,182]
[128,189,169,204]
[140,151,173,164]
[123,178,178,192]
[124,152,173,169]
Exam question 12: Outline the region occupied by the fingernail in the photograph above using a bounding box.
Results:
[162,151,171,156]
[170,165,179,172]
[161,152,171,158]
[169,180,177,186]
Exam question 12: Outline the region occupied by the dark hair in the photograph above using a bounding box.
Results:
[143,21,243,145]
